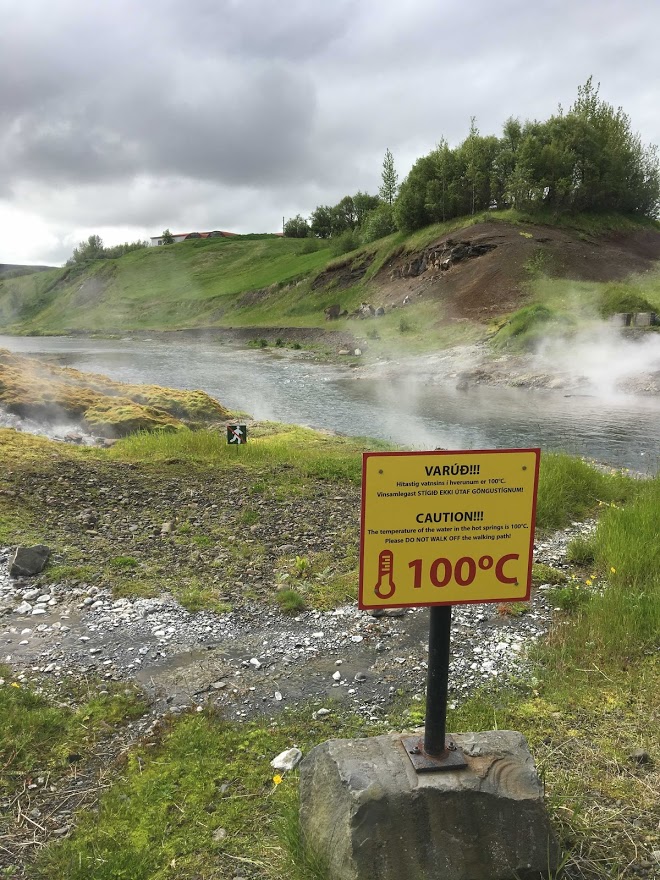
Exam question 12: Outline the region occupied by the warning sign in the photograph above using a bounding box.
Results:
[227,425,247,444]
[359,448,540,609]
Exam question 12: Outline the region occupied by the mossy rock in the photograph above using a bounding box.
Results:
[83,401,184,437]
[0,348,232,436]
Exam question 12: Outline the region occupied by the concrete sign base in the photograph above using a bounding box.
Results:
[299,730,559,880]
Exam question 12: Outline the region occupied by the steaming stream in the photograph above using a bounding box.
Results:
[1,335,659,472]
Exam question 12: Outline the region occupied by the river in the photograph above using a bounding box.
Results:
[2,334,659,472]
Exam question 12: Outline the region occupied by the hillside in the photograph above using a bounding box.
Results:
[0,263,56,280]
[1,213,660,351]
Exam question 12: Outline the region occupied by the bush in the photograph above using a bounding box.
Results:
[547,581,592,612]
[330,230,361,256]
[275,589,306,614]
[299,238,320,255]
[598,283,655,318]
[491,304,556,351]
[531,563,567,586]
[362,203,397,243]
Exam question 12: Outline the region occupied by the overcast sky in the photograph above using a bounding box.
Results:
[1,0,659,266]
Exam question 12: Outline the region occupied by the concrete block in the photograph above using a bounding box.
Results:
[299,730,559,880]
[632,312,656,327]
[610,313,632,327]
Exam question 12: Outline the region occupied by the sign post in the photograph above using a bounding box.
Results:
[226,424,247,445]
[360,448,540,771]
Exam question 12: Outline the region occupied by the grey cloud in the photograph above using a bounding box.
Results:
[2,0,660,265]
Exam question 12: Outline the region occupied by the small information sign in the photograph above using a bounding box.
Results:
[359,448,540,609]
[227,424,247,444]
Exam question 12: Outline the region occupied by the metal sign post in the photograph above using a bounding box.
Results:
[360,448,540,773]
[402,605,467,771]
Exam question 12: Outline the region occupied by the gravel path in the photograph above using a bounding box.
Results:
[1,519,592,722]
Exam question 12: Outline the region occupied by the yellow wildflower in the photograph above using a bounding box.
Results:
[11,682,20,688]
[273,774,283,786]
[610,566,616,574]
[585,579,592,586]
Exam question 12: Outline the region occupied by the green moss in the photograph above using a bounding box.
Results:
[0,349,231,437]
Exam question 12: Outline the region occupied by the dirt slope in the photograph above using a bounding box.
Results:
[370,221,660,321]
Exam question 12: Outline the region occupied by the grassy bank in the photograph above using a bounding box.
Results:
[1,212,658,347]
[0,424,658,877]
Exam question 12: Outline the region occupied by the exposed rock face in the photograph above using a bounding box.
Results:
[9,545,51,577]
[324,303,342,320]
[300,730,559,880]
[390,239,497,280]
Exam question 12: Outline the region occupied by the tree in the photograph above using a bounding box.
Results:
[379,148,399,205]
[283,214,310,238]
[352,191,380,226]
[67,234,104,266]
[162,229,174,244]
[310,205,334,239]
[362,203,396,242]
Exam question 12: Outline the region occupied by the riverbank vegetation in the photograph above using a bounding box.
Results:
[0,422,658,877]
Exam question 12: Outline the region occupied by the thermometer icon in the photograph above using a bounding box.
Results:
[374,549,396,599]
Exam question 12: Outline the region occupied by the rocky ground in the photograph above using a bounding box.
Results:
[0,438,602,871]
[355,337,660,395]
[0,518,592,723]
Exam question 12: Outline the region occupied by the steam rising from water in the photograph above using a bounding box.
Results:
[0,406,97,444]
[535,326,660,398]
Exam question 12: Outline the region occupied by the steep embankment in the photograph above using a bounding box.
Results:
[1,214,660,344]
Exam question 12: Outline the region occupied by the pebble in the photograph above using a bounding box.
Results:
[270,747,303,771]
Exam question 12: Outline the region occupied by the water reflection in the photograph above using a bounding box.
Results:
[2,334,659,471]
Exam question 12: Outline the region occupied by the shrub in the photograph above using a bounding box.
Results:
[491,304,558,351]
[275,589,306,614]
[362,203,397,243]
[531,563,567,586]
[547,581,592,612]
[598,283,655,318]
[330,230,361,256]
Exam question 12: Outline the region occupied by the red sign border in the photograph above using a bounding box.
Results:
[359,448,541,610]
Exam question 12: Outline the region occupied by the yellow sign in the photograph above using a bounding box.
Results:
[359,449,540,609]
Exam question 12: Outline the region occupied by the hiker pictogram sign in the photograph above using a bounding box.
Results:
[359,448,540,609]
[227,425,247,444]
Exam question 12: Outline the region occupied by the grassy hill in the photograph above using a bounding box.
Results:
[1,213,660,351]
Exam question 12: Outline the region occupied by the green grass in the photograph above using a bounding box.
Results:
[32,706,373,880]
[2,210,655,338]
[526,268,660,329]
[1,426,658,877]
[490,303,574,351]
[109,423,393,484]
[0,672,146,797]
[535,453,637,531]
[275,588,306,614]
[531,562,568,586]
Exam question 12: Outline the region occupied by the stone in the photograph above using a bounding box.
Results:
[15,602,33,615]
[271,747,303,771]
[299,730,559,880]
[9,545,51,577]
[628,748,651,765]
